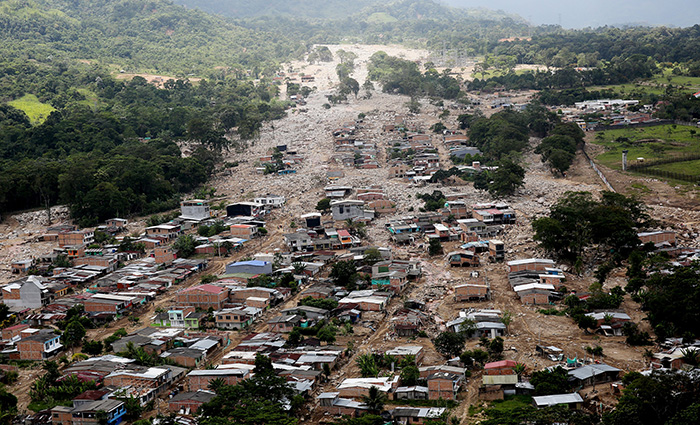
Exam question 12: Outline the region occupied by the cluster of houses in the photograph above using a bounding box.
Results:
[506,258,565,305]
[385,118,444,183]
[479,356,622,406]
[332,121,380,169]
[385,199,510,257]
[446,308,506,339]
[318,346,464,423]
[255,145,303,176]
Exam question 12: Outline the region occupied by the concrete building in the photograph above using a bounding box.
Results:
[180,200,211,221]
[1,276,52,310]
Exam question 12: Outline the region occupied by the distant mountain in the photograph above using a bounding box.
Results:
[174,0,526,23]
[0,0,304,73]
[173,0,378,20]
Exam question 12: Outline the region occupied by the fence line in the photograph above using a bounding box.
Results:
[581,146,615,192]
[629,167,700,184]
[628,152,700,170]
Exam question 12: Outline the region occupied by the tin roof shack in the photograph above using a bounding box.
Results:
[51,398,126,425]
[225,260,273,276]
[638,230,676,246]
[187,368,251,391]
[104,365,187,405]
[337,376,400,399]
[447,250,480,267]
[532,393,583,409]
[584,311,631,336]
[536,345,564,362]
[390,407,447,425]
[507,258,556,273]
[568,364,621,388]
[176,285,229,310]
[514,283,555,305]
[338,290,390,312]
[318,392,367,417]
[652,346,700,370]
[1,276,53,310]
[427,372,462,400]
[385,346,424,365]
[446,309,505,338]
[391,309,429,337]
[16,329,63,360]
[169,390,216,414]
[394,386,429,400]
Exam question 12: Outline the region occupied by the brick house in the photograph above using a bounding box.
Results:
[507,259,555,273]
[230,224,258,239]
[16,329,63,360]
[154,246,175,265]
[1,323,30,340]
[168,390,216,413]
[176,285,229,310]
[58,230,94,248]
[454,282,490,302]
[1,275,53,310]
[214,308,254,330]
[267,314,303,333]
[427,372,462,400]
[187,368,250,391]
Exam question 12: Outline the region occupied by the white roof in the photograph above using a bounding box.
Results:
[507,258,555,266]
[338,376,399,392]
[386,346,423,356]
[514,283,555,292]
[533,393,583,407]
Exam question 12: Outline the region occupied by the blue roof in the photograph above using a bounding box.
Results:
[231,260,269,267]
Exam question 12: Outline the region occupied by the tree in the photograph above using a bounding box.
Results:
[487,337,504,359]
[400,365,420,386]
[488,158,525,198]
[123,396,143,421]
[363,248,382,265]
[82,340,103,355]
[0,386,17,425]
[428,239,443,256]
[500,311,513,334]
[361,386,387,415]
[604,371,700,425]
[317,325,337,345]
[63,320,86,347]
[530,367,570,396]
[316,198,331,212]
[173,234,196,258]
[356,353,379,378]
[433,331,466,358]
[330,260,358,288]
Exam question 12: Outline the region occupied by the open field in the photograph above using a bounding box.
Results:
[8,94,55,124]
[592,124,700,170]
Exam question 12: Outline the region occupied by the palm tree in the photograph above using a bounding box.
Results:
[513,363,527,381]
[208,377,227,393]
[361,385,387,415]
[681,348,700,367]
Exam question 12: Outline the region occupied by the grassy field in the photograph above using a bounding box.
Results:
[593,124,700,171]
[8,94,56,124]
[651,159,700,177]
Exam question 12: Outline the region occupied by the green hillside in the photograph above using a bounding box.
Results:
[0,0,304,75]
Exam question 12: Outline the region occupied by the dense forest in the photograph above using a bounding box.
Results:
[0,0,306,76]
[0,59,288,224]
